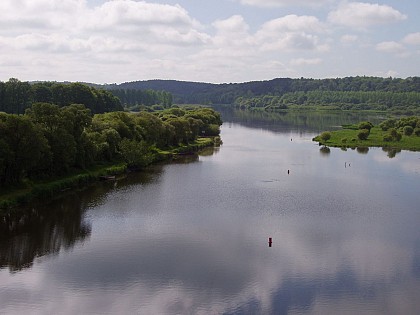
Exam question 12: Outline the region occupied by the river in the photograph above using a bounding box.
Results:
[1,110,420,314]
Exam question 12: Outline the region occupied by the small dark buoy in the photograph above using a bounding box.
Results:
[287,170,290,174]
[268,237,272,247]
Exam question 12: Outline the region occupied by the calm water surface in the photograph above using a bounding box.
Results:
[1,111,420,314]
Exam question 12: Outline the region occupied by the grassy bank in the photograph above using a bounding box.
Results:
[0,163,127,212]
[0,137,219,211]
[313,126,420,151]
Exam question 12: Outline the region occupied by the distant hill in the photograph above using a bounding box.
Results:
[101,77,420,105]
[105,80,215,95]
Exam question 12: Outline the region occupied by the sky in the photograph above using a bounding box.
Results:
[0,0,419,84]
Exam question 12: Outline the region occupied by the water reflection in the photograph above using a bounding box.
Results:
[215,106,385,134]
[0,194,91,272]
[1,115,420,314]
[319,146,331,156]
[383,147,402,158]
[356,146,369,154]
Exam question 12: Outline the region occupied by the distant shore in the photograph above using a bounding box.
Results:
[313,117,420,152]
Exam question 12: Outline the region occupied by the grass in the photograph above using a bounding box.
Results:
[313,125,420,151]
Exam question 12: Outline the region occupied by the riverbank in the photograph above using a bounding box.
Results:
[313,124,420,151]
[0,137,219,212]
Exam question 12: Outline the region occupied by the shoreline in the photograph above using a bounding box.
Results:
[0,137,219,212]
[313,126,420,152]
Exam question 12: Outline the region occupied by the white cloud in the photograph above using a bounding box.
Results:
[402,33,420,45]
[375,41,411,58]
[376,41,405,53]
[255,15,328,52]
[259,14,325,33]
[236,0,332,7]
[0,0,85,31]
[290,58,322,66]
[0,0,418,83]
[212,15,250,34]
[340,34,358,44]
[328,2,407,29]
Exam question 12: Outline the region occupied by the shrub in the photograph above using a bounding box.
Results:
[415,128,420,136]
[395,132,402,142]
[383,134,393,142]
[351,138,356,142]
[389,128,398,138]
[379,119,396,131]
[403,125,414,136]
[358,121,373,131]
[357,129,370,140]
[320,131,331,141]
[341,138,347,143]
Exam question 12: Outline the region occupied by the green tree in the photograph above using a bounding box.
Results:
[320,131,331,141]
[26,102,78,174]
[403,125,414,136]
[119,139,153,168]
[0,113,49,185]
[4,78,32,114]
[379,119,396,131]
[358,121,373,130]
[357,129,370,140]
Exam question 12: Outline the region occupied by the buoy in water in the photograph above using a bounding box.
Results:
[268,237,273,247]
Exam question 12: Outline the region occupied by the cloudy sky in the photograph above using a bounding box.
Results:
[1,0,419,84]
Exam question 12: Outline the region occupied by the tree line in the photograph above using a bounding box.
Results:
[0,78,123,114]
[0,104,222,187]
[235,90,420,112]
[108,88,173,109]
[103,76,420,106]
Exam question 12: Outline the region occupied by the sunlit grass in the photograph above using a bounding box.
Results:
[314,126,420,151]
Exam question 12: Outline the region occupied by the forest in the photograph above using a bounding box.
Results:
[0,103,222,188]
[0,78,123,114]
[234,90,420,112]
[103,76,420,112]
[108,88,173,109]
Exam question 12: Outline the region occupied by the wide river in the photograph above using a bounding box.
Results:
[1,110,420,314]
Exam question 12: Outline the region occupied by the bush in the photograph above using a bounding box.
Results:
[395,132,402,142]
[357,129,370,140]
[415,128,420,136]
[389,128,398,138]
[358,121,373,131]
[403,125,414,136]
[379,119,396,131]
[383,134,393,142]
[341,138,347,143]
[320,131,331,141]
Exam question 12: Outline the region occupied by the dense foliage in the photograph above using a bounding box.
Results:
[0,78,123,114]
[103,77,420,112]
[266,91,420,112]
[109,88,173,108]
[0,104,221,187]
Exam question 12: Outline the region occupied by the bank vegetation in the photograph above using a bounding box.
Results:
[0,103,222,209]
[313,116,420,152]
